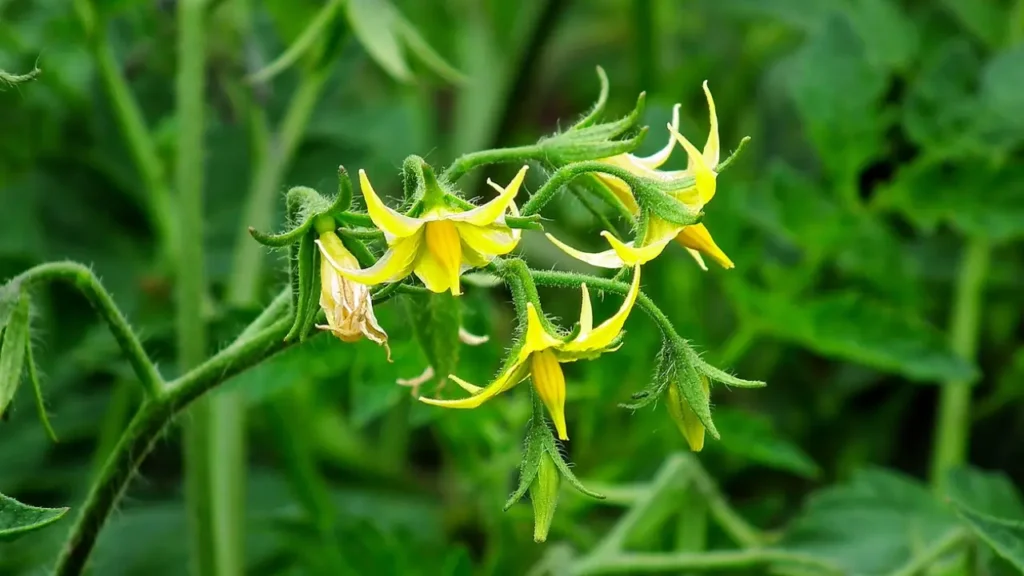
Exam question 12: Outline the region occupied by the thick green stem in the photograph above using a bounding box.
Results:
[52,311,294,576]
[72,0,176,259]
[8,262,163,396]
[930,238,989,490]
[172,2,226,575]
[520,162,639,220]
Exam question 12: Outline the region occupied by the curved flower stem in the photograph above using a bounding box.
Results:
[520,162,639,219]
[7,262,163,397]
[53,314,295,576]
[442,144,546,182]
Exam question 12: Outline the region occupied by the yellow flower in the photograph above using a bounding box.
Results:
[546,81,734,271]
[315,230,390,357]
[329,166,529,296]
[419,266,642,440]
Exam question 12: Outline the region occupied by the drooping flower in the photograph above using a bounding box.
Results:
[315,230,390,357]
[546,81,734,271]
[419,266,642,440]
[328,166,529,295]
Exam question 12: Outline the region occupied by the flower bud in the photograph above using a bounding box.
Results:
[666,375,710,452]
[530,452,561,543]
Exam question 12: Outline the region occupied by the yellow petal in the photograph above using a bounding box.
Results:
[600,231,671,266]
[564,265,640,353]
[633,103,681,170]
[667,124,717,205]
[675,223,734,269]
[701,81,720,169]
[578,284,593,338]
[531,349,569,440]
[545,233,625,269]
[594,173,640,213]
[447,165,528,226]
[455,222,519,258]
[413,243,452,293]
[322,233,421,286]
[317,230,359,268]
[423,221,463,295]
[359,169,424,239]
[418,360,530,409]
[686,248,709,271]
[524,303,563,354]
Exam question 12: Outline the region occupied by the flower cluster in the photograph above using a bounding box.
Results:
[250,68,762,541]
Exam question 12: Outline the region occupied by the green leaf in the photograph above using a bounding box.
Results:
[404,292,461,383]
[841,0,919,71]
[938,0,1006,48]
[731,286,977,382]
[978,45,1024,146]
[781,468,959,574]
[876,157,1024,242]
[0,290,31,418]
[946,467,1024,520]
[0,492,69,541]
[346,0,412,82]
[900,39,983,152]
[785,12,887,178]
[712,408,820,479]
[952,504,1024,572]
[248,0,345,83]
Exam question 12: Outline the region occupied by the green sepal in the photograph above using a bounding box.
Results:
[338,233,377,269]
[0,290,30,418]
[505,393,605,512]
[538,91,647,165]
[633,182,703,227]
[689,349,766,389]
[673,346,719,440]
[249,168,357,248]
[284,231,318,342]
[404,291,462,381]
[571,66,610,130]
[619,342,673,410]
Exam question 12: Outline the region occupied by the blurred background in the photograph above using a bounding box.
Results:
[1,0,1023,574]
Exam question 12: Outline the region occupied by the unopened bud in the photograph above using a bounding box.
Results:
[530,453,561,542]
[666,375,710,452]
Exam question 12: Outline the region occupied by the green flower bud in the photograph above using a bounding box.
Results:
[666,375,710,452]
[530,453,561,543]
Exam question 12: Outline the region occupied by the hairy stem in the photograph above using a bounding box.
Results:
[443,144,547,182]
[520,162,640,220]
[930,238,989,490]
[52,315,294,576]
[8,262,163,396]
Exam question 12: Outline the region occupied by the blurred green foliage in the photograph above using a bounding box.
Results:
[1,0,1023,574]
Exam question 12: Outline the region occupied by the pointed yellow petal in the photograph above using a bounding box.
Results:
[686,248,709,271]
[447,165,528,226]
[600,231,671,266]
[578,284,593,338]
[317,234,421,286]
[360,169,424,239]
[531,350,569,440]
[545,233,625,269]
[634,104,681,170]
[455,222,519,257]
[701,81,720,168]
[564,265,641,352]
[422,221,463,295]
[524,303,562,354]
[676,223,734,269]
[667,124,717,205]
[594,173,640,213]
[449,374,483,394]
[418,361,530,408]
[413,245,451,293]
